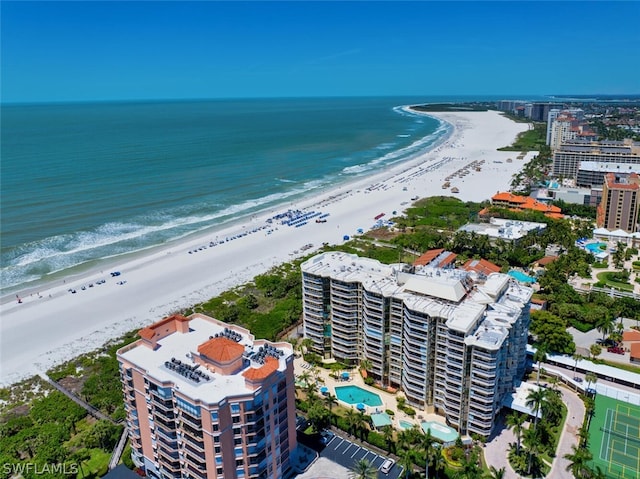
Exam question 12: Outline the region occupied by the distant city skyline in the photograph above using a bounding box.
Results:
[2,1,639,103]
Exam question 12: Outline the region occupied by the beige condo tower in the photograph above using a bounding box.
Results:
[117,314,297,479]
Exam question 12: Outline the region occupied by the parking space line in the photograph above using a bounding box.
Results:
[334,438,345,450]
[351,445,361,458]
[342,442,354,454]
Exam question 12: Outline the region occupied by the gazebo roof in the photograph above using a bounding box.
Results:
[370,412,393,428]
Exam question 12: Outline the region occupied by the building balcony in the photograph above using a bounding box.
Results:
[157,446,179,462]
[181,426,204,442]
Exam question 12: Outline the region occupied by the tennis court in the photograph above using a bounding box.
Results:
[588,394,640,479]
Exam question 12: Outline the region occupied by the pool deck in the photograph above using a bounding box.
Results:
[294,355,446,432]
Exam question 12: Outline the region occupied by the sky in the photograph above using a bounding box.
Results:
[1,1,639,103]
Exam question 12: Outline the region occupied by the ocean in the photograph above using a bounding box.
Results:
[1,96,458,294]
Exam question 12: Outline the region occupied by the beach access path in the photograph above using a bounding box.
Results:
[0,110,535,386]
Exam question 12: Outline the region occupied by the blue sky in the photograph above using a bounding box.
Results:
[2,1,639,102]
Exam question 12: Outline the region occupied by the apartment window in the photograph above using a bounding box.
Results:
[236,459,244,466]
[215,446,221,454]
[216,468,223,476]
[231,403,241,413]
[213,424,219,432]
[175,397,200,417]
[211,411,219,421]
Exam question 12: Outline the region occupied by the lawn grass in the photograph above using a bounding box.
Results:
[78,448,111,478]
[595,272,634,291]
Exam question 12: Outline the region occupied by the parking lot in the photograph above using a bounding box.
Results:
[315,432,403,479]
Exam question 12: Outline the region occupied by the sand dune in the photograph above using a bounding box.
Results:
[0,110,536,386]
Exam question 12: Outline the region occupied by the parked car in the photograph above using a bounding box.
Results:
[607,346,625,354]
[320,430,335,445]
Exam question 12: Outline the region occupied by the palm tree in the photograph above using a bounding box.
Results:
[398,450,415,479]
[525,388,549,432]
[564,444,593,479]
[301,337,314,356]
[382,424,395,453]
[349,458,378,479]
[585,371,598,391]
[547,375,560,392]
[572,353,583,377]
[532,345,547,386]
[354,410,369,441]
[484,466,505,479]
[596,315,615,342]
[360,358,372,374]
[432,448,446,479]
[421,428,435,479]
[523,427,541,477]
[345,409,359,437]
[324,393,338,413]
[505,412,526,454]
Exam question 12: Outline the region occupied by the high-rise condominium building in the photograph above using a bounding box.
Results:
[551,139,640,179]
[301,252,532,437]
[597,173,640,233]
[117,314,297,479]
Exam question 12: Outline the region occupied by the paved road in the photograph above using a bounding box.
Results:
[548,387,585,479]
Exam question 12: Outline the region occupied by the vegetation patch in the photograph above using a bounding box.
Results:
[595,271,633,291]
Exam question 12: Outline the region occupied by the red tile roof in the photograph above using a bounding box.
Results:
[491,192,562,215]
[631,342,640,360]
[242,356,278,381]
[414,249,444,266]
[537,256,559,266]
[198,337,244,363]
[623,330,640,342]
[139,314,189,340]
[461,258,501,276]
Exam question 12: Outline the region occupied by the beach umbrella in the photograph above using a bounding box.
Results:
[320,386,329,394]
[341,372,349,379]
[356,403,365,411]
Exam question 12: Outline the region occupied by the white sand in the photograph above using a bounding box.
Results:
[0,110,536,386]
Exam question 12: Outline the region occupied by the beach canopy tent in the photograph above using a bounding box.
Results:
[370,412,393,429]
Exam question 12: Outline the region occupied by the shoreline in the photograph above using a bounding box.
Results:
[0,110,536,386]
[0,108,451,301]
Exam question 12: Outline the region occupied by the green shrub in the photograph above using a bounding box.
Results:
[404,407,416,416]
[366,430,387,450]
[385,409,395,416]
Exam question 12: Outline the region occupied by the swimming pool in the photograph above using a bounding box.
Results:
[421,421,459,443]
[399,420,414,430]
[335,385,383,407]
[585,242,607,253]
[508,270,536,283]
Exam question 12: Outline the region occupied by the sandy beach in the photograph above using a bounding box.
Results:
[0,110,536,386]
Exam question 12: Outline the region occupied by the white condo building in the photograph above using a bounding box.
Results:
[301,252,533,437]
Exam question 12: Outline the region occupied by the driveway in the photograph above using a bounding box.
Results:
[483,385,585,479]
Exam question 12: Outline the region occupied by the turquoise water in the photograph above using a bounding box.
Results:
[335,385,383,406]
[585,242,607,253]
[399,420,414,430]
[421,421,459,442]
[1,97,451,293]
[508,270,536,283]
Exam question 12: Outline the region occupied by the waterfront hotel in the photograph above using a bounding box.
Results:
[301,252,533,437]
[117,314,297,479]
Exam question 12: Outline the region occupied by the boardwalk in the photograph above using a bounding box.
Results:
[38,372,118,424]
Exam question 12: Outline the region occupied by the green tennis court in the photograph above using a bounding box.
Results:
[588,394,640,479]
